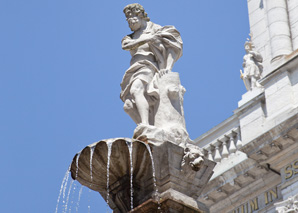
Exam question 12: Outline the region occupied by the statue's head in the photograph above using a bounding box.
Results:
[244,34,255,53]
[244,41,253,52]
[123,3,150,31]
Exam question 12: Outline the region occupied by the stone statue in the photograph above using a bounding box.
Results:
[68,5,215,212]
[120,3,188,145]
[240,39,263,91]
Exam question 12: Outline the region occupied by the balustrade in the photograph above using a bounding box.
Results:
[203,127,243,164]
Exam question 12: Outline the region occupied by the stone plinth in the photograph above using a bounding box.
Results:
[70,138,215,212]
[238,87,264,107]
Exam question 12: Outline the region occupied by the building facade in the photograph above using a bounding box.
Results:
[195,0,298,212]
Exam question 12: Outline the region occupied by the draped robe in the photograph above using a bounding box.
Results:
[120,22,183,102]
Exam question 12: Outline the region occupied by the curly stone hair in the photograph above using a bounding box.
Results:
[123,3,150,21]
[244,41,254,50]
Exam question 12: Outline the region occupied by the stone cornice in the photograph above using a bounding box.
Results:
[260,49,298,85]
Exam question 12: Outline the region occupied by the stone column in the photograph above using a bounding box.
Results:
[287,0,298,50]
[266,0,293,62]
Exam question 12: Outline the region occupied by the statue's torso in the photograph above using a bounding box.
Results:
[244,53,255,66]
[127,22,162,66]
[130,44,156,65]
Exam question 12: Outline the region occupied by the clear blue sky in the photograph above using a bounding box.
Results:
[0,1,249,212]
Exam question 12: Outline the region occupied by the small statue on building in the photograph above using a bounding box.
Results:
[240,39,263,91]
[120,3,188,145]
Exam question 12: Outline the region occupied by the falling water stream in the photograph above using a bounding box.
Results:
[126,141,134,210]
[88,147,95,213]
[56,153,85,213]
[62,171,70,206]
[106,142,113,209]
[55,167,71,213]
[67,152,81,213]
[89,147,95,182]
[67,182,77,213]
[56,140,163,212]
[145,143,161,210]
[64,179,74,213]
[75,153,81,179]
[76,185,83,213]
[88,189,91,213]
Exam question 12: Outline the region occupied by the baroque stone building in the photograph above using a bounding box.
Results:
[194,0,298,212]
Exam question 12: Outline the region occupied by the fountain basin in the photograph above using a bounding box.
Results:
[70,138,215,212]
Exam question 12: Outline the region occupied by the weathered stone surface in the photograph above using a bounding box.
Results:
[70,139,215,212]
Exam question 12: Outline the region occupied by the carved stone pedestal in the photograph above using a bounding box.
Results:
[131,191,209,213]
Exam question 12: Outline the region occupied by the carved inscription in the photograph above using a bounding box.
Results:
[283,160,298,181]
[264,188,278,205]
[232,198,259,213]
[232,187,279,213]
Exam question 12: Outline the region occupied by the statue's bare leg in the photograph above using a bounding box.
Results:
[123,99,141,124]
[130,79,149,125]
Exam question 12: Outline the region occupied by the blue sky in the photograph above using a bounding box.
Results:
[0,1,249,212]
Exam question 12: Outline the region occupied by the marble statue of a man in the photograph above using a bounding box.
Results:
[240,40,263,91]
[120,3,183,126]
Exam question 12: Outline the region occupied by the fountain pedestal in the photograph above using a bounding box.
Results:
[70,138,215,213]
[67,4,217,212]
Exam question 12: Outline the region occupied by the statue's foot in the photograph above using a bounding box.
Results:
[134,123,151,139]
[133,123,157,143]
[135,135,148,143]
